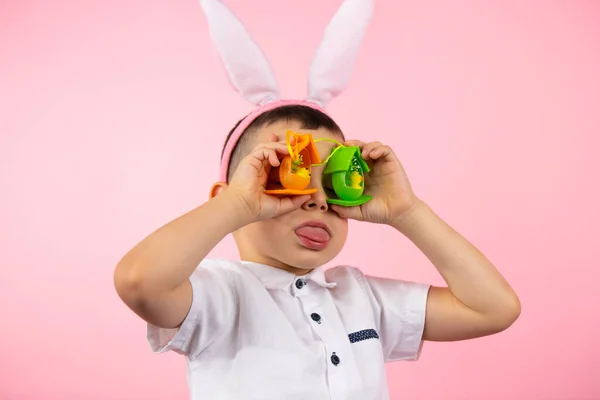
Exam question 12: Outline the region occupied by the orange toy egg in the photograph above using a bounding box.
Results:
[279,151,311,190]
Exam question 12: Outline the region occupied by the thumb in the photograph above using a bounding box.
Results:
[330,205,363,221]
[277,195,311,215]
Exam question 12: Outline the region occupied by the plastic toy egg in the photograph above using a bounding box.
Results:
[323,146,372,206]
[264,131,321,195]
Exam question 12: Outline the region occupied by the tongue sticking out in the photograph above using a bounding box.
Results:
[295,226,330,243]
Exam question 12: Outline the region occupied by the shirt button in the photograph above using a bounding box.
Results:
[310,313,321,324]
[295,279,305,289]
[331,352,340,366]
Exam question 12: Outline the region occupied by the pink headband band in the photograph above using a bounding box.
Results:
[198,0,374,182]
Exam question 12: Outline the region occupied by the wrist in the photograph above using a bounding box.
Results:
[211,189,256,231]
[390,198,431,234]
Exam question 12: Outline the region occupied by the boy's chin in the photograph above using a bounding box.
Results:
[277,245,341,270]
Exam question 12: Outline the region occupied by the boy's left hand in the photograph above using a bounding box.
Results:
[330,140,420,225]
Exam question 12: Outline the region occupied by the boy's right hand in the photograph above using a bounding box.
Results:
[225,135,311,222]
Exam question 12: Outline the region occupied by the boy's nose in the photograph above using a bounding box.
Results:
[302,191,328,212]
[302,167,329,212]
[301,161,334,212]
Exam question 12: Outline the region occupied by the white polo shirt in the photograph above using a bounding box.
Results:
[148,259,430,400]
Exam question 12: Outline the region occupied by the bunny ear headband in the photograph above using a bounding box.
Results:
[198,0,374,182]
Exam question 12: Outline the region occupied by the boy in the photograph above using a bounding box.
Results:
[114,1,520,399]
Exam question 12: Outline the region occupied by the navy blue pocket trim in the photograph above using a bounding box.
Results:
[348,329,379,343]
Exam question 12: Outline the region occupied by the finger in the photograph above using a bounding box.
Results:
[247,147,282,171]
[360,142,383,160]
[259,148,285,168]
[251,142,290,157]
[268,149,281,167]
[265,133,288,145]
[252,141,289,151]
[330,204,364,221]
[343,140,365,148]
[368,145,393,160]
[277,195,311,215]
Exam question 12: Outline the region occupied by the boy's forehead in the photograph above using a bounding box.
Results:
[252,120,341,157]
[253,120,342,146]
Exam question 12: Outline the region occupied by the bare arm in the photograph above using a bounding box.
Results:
[114,141,309,330]
[114,191,249,329]
[393,201,521,341]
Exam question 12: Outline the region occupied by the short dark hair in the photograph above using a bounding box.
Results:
[221,105,344,182]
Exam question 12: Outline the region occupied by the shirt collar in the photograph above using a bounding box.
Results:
[241,261,337,290]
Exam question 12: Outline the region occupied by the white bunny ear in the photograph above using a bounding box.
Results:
[307,0,374,108]
[198,0,280,106]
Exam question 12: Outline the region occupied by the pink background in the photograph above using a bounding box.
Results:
[1,0,599,399]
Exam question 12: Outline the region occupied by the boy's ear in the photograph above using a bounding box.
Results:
[209,182,228,199]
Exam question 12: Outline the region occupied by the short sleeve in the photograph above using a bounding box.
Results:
[361,274,430,362]
[146,264,235,359]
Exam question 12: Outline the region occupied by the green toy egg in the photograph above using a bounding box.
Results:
[323,145,372,207]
